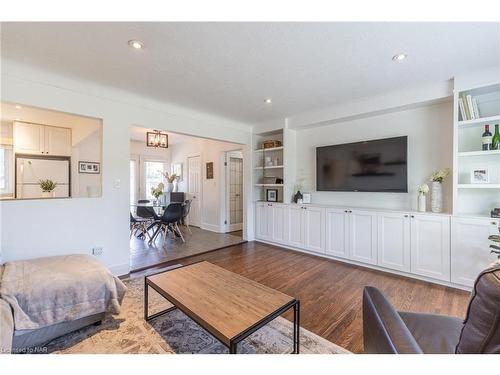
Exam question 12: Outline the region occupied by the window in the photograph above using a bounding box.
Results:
[144,161,166,200]
[0,146,13,197]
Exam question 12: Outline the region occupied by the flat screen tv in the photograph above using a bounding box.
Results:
[316,136,408,193]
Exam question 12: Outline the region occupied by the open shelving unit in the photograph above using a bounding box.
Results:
[253,129,284,203]
[453,81,500,217]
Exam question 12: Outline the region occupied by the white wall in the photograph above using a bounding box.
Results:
[0,60,252,274]
[169,136,243,232]
[294,101,454,212]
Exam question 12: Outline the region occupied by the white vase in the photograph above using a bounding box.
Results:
[173,181,178,192]
[41,191,50,198]
[166,182,174,193]
[418,193,426,212]
[431,181,443,213]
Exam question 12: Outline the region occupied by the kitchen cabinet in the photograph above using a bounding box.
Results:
[349,210,378,265]
[377,212,411,272]
[325,208,349,259]
[303,205,325,253]
[286,204,305,248]
[451,217,499,287]
[14,121,71,156]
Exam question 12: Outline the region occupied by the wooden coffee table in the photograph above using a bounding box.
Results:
[144,261,300,354]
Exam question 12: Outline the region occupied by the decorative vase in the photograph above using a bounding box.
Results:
[166,182,174,193]
[41,191,50,198]
[418,193,426,212]
[293,190,303,204]
[431,181,443,213]
[173,181,178,192]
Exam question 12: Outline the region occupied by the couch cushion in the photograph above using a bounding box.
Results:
[456,263,500,354]
[398,311,463,354]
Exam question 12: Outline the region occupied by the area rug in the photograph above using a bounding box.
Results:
[46,276,350,354]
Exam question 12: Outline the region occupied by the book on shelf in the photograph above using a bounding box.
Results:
[458,94,481,121]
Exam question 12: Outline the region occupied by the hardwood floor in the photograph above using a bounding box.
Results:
[135,241,470,353]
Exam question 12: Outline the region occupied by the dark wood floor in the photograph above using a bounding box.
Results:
[136,241,470,353]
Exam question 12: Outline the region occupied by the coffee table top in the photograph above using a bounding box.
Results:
[147,261,296,345]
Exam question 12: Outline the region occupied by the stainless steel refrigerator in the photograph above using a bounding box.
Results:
[16,156,70,199]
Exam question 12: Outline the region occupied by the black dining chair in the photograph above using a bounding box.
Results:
[130,212,151,240]
[150,203,185,244]
[181,199,192,234]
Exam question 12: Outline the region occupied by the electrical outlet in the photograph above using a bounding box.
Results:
[92,247,104,256]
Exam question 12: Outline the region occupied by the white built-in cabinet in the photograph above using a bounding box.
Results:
[451,217,499,287]
[410,214,451,281]
[14,121,71,156]
[256,202,458,287]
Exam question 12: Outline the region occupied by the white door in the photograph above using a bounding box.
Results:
[451,217,499,287]
[228,156,243,230]
[349,210,378,265]
[410,214,451,281]
[304,206,325,253]
[287,205,305,248]
[14,122,44,155]
[377,212,411,272]
[45,126,71,156]
[255,202,271,240]
[325,208,349,259]
[271,204,287,244]
[187,155,201,227]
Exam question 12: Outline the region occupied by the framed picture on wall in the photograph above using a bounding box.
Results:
[171,163,183,181]
[266,189,278,202]
[79,161,100,174]
[206,162,214,179]
[471,168,489,184]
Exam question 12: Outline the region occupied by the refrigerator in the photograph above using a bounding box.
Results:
[16,156,70,199]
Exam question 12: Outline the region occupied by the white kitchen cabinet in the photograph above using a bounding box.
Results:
[349,210,378,265]
[286,205,305,248]
[303,205,325,253]
[377,212,411,272]
[271,203,287,244]
[13,122,44,154]
[325,208,349,259]
[410,214,451,281]
[451,217,499,287]
[14,122,71,156]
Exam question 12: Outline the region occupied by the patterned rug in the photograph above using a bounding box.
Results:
[46,276,350,354]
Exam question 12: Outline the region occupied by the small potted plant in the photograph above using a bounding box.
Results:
[151,182,164,205]
[417,184,429,212]
[429,168,450,213]
[39,179,58,198]
[161,172,178,193]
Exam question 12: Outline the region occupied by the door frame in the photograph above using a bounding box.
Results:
[222,149,244,233]
[187,154,202,227]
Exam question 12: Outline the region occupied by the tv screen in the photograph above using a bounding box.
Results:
[316,136,408,192]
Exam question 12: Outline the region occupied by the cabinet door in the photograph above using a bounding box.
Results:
[349,210,378,264]
[271,204,287,244]
[377,212,411,272]
[13,122,44,155]
[325,208,349,258]
[303,206,325,253]
[287,205,305,248]
[451,217,499,287]
[45,126,71,156]
[410,214,450,281]
[255,202,271,240]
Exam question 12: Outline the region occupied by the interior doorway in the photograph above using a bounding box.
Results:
[187,155,201,227]
[224,150,244,232]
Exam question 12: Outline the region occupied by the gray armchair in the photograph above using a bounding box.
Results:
[363,263,500,354]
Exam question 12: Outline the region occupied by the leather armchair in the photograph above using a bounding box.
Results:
[363,263,500,354]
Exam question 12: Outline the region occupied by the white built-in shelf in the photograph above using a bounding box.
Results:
[254,165,284,170]
[254,146,284,153]
[457,184,500,189]
[254,184,284,187]
[457,150,500,157]
[457,115,500,128]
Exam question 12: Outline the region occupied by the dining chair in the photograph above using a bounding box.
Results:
[130,212,151,240]
[150,203,185,244]
[181,199,192,234]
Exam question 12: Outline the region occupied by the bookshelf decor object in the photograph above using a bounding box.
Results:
[253,130,284,203]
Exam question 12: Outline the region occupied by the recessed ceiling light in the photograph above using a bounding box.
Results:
[264,98,272,104]
[392,53,407,61]
[128,40,144,49]
[15,105,22,109]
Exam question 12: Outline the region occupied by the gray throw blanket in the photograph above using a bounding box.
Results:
[0,255,127,331]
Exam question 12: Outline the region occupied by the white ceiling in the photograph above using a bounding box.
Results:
[1,22,499,124]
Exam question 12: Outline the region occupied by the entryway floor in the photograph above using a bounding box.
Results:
[130,226,244,271]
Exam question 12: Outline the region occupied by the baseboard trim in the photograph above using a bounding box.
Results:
[254,239,471,292]
[201,222,225,233]
[108,262,130,277]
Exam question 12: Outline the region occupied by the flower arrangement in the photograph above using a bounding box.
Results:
[429,168,450,184]
[417,184,429,196]
[161,172,178,183]
[39,179,57,192]
[151,182,164,199]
